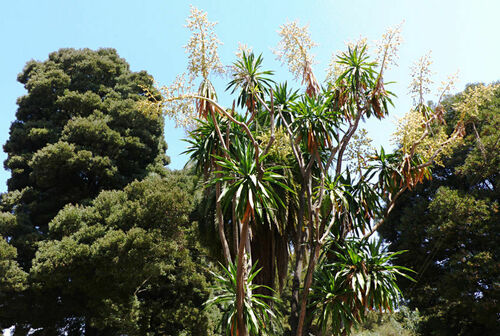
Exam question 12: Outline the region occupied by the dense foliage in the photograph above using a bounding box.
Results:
[0,49,196,335]
[310,239,414,335]
[351,308,421,336]
[2,169,216,335]
[28,172,213,335]
[2,48,168,266]
[206,261,282,336]
[380,84,500,335]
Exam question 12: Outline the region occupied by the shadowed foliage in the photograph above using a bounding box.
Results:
[380,84,500,336]
[0,48,173,335]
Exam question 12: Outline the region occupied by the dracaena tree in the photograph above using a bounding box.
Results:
[141,7,477,336]
[310,238,415,335]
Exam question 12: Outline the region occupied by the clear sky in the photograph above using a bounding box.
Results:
[1,0,499,193]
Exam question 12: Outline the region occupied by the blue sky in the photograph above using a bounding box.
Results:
[1,0,499,193]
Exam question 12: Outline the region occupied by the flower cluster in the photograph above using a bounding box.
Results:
[408,51,434,105]
[230,42,253,74]
[346,36,369,52]
[454,83,498,120]
[324,57,345,85]
[436,71,459,104]
[345,128,375,172]
[184,5,225,80]
[375,21,404,72]
[274,20,317,81]
[139,74,197,129]
[140,6,226,130]
[257,127,292,162]
[392,109,458,166]
[235,42,253,61]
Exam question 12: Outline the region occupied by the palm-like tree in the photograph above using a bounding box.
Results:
[227,52,275,115]
[310,238,414,335]
[270,82,300,132]
[150,11,463,336]
[184,113,242,265]
[212,139,291,336]
[335,44,394,120]
[206,261,282,336]
[291,94,340,159]
[182,42,433,336]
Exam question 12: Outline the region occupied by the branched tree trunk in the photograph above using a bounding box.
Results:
[296,242,321,336]
[289,190,306,335]
[236,203,252,336]
[233,200,239,258]
[216,179,232,265]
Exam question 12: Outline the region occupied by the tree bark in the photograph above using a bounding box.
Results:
[289,233,305,335]
[296,242,321,336]
[289,190,307,336]
[236,203,252,336]
[216,180,232,265]
[233,199,238,258]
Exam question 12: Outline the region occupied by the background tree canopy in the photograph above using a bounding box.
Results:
[3,48,168,244]
[380,84,500,336]
[0,49,216,335]
[28,172,213,335]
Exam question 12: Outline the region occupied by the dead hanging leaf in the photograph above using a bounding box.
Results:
[434,105,446,125]
[371,79,387,118]
[302,62,320,97]
[401,155,420,189]
[361,261,367,274]
[373,76,386,96]
[335,83,348,109]
[455,120,466,137]
[245,96,256,113]
[307,130,318,154]
[371,96,383,118]
[400,155,430,190]
[196,98,214,119]
[389,172,399,192]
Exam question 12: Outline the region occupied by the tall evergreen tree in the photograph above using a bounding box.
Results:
[1,48,168,266]
[0,48,170,334]
[380,84,500,336]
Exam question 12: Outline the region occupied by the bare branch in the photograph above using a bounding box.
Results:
[336,110,363,176]
[277,108,306,173]
[362,186,407,240]
[262,89,276,158]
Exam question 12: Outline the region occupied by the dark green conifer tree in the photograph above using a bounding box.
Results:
[3,49,168,255]
[0,48,180,334]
